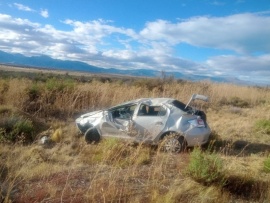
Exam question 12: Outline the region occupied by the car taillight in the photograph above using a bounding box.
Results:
[188,116,205,128]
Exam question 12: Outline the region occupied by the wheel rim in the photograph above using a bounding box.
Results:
[163,137,182,153]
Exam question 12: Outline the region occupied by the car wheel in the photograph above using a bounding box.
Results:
[84,127,100,144]
[160,134,186,153]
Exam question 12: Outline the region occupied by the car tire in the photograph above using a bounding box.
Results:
[160,134,186,153]
[84,127,100,144]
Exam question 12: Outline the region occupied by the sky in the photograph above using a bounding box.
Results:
[0,0,270,85]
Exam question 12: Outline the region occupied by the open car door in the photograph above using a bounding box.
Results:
[100,104,138,139]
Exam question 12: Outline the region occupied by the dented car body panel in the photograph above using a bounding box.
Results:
[76,95,211,148]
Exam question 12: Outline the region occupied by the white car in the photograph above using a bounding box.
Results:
[76,94,211,152]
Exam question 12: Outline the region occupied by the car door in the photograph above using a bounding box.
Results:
[132,104,169,142]
[100,104,137,139]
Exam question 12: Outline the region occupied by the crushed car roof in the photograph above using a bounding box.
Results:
[110,98,176,108]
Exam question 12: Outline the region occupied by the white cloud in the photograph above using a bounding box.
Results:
[40,9,49,18]
[206,54,270,72]
[13,3,49,19]
[0,12,269,84]
[13,3,34,12]
[140,13,270,54]
[205,54,270,84]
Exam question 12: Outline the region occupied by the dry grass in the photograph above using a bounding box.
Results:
[0,73,270,202]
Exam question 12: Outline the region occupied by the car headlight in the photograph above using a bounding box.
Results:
[79,118,89,125]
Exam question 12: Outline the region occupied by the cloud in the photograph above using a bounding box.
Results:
[206,54,270,72]
[0,12,269,84]
[205,54,270,84]
[13,3,34,12]
[140,13,270,54]
[40,9,49,18]
[13,3,49,19]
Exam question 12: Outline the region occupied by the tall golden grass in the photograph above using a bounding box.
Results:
[0,75,270,202]
[1,77,269,116]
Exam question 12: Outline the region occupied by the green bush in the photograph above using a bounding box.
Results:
[27,83,42,101]
[0,116,34,143]
[186,148,225,185]
[45,77,75,92]
[263,156,270,173]
[254,119,270,134]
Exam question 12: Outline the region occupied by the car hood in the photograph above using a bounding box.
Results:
[76,110,104,124]
[78,110,104,119]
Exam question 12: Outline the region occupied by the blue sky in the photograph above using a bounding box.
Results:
[0,0,270,84]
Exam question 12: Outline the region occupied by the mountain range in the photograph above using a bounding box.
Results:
[0,50,248,84]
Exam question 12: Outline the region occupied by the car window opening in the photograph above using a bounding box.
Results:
[111,104,137,120]
[138,104,166,116]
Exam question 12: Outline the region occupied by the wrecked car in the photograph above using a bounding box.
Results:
[75,94,211,152]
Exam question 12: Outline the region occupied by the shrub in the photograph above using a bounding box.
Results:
[45,77,75,92]
[263,156,270,173]
[0,116,34,143]
[186,148,225,185]
[228,97,250,108]
[27,83,42,101]
[0,80,9,94]
[254,119,270,134]
[218,96,250,108]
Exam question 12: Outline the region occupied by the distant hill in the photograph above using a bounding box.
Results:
[0,50,250,84]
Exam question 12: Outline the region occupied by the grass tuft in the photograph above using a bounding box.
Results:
[80,138,151,167]
[186,147,225,186]
[263,156,270,173]
[254,119,270,134]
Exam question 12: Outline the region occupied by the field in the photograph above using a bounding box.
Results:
[1,66,270,202]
